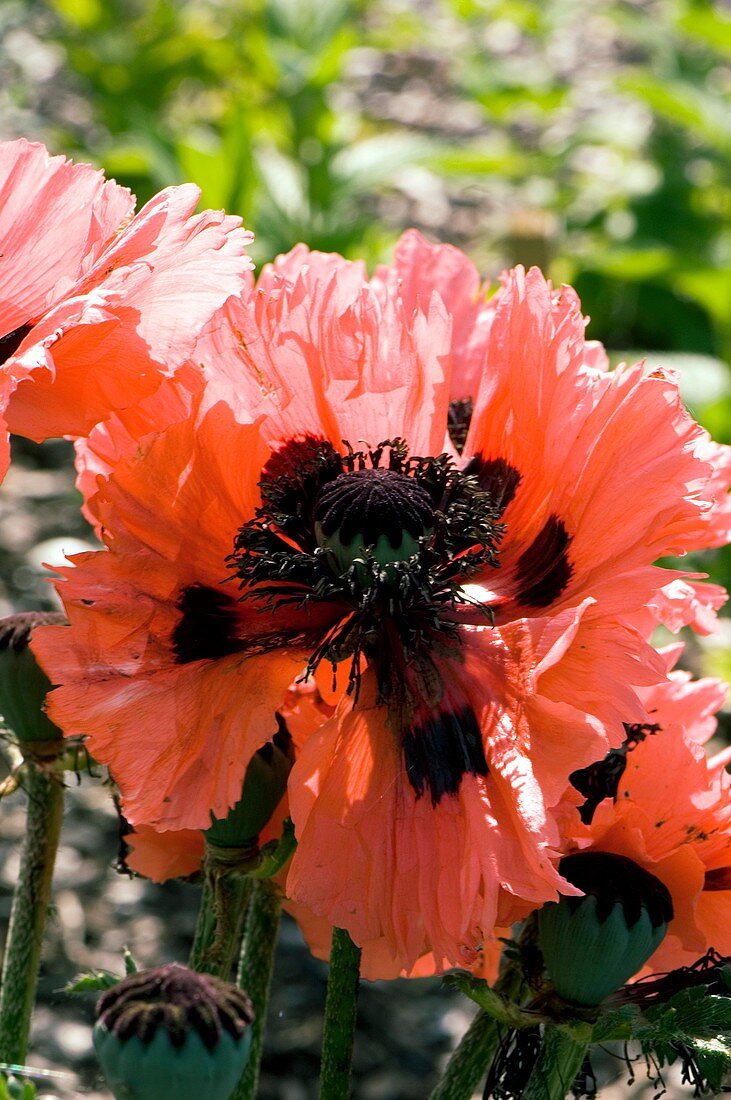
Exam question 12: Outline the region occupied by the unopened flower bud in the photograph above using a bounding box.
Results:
[93,963,254,1100]
[0,613,65,748]
[205,717,294,849]
[538,851,673,1006]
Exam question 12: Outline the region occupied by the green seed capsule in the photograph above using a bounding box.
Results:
[538,851,673,1006]
[93,964,254,1100]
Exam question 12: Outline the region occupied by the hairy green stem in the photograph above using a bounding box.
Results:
[429,932,529,1099]
[430,1010,503,1100]
[232,879,282,1100]
[522,1027,590,1100]
[0,764,64,1063]
[318,927,362,1100]
[188,876,216,971]
[188,866,252,980]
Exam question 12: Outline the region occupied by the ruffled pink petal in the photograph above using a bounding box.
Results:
[464,267,727,632]
[640,574,728,635]
[286,605,644,970]
[0,138,133,334]
[5,184,253,442]
[637,664,727,746]
[198,246,452,458]
[86,397,267,583]
[74,363,204,528]
[42,646,308,830]
[373,229,494,402]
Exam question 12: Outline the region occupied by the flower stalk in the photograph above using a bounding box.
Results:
[432,1011,502,1100]
[0,759,65,1063]
[429,937,528,1100]
[232,878,282,1100]
[318,926,362,1100]
[188,861,253,980]
[521,1026,591,1100]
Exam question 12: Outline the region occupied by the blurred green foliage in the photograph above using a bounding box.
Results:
[33,0,730,358]
[43,0,423,265]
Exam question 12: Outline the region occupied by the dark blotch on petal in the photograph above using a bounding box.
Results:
[515,514,573,607]
[447,398,473,454]
[704,866,731,892]
[463,454,521,517]
[257,713,293,764]
[403,704,488,805]
[571,722,661,824]
[0,322,33,367]
[173,585,242,664]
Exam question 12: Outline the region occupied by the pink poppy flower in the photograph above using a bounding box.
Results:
[34,248,729,971]
[0,138,253,480]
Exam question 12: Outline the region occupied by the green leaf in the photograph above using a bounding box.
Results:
[590,1004,640,1044]
[644,986,731,1042]
[123,947,139,975]
[63,969,122,995]
[692,1036,731,1093]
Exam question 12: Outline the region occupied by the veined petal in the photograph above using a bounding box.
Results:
[43,647,307,830]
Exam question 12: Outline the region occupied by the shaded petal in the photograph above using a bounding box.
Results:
[43,647,308,830]
[126,826,205,883]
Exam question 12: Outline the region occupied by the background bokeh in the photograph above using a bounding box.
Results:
[1,1,730,1096]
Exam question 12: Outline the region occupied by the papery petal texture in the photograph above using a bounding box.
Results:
[34,238,731,974]
[0,139,253,480]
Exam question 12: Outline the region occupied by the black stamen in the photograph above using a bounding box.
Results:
[403,703,488,804]
[172,585,243,664]
[231,437,503,706]
[0,322,33,367]
[258,435,343,548]
[463,454,521,517]
[515,514,573,607]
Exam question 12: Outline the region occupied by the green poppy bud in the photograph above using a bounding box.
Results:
[314,467,435,576]
[0,613,65,747]
[93,963,254,1100]
[205,718,294,849]
[538,851,673,1006]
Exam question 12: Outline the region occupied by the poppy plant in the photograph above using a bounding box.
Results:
[0,138,253,481]
[34,240,731,971]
